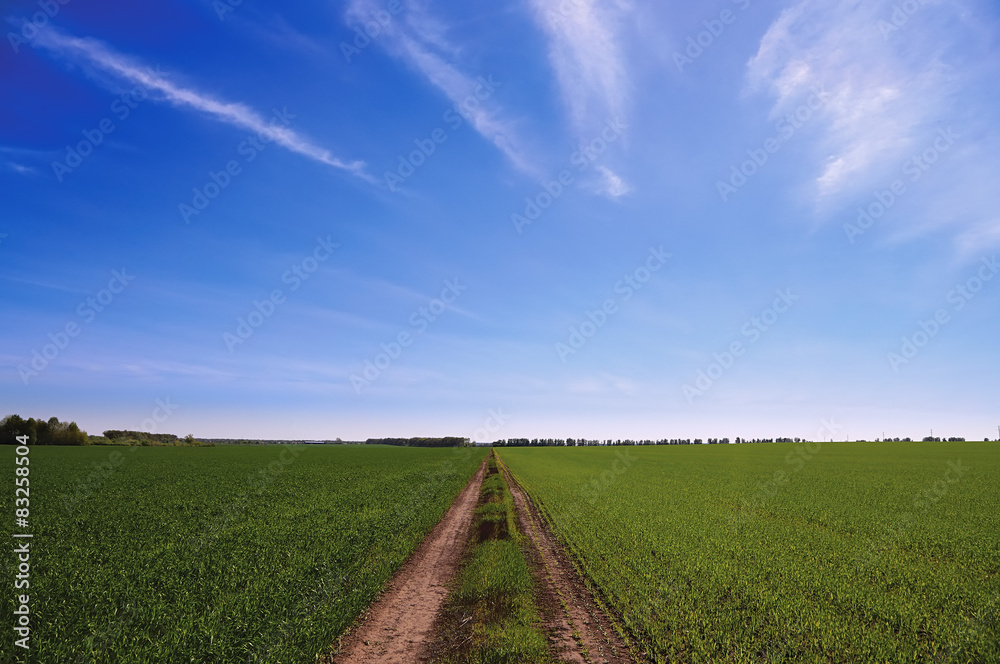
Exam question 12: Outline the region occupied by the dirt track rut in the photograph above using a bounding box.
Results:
[502,463,634,664]
[330,461,486,664]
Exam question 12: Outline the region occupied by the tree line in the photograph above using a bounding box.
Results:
[494,437,829,447]
[492,438,734,446]
[364,437,470,447]
[492,436,978,446]
[1,415,89,445]
[1,415,207,446]
[101,430,207,446]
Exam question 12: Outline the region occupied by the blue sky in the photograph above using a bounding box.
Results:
[1,0,998,442]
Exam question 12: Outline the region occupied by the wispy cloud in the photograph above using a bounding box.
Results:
[31,26,367,177]
[745,0,966,203]
[596,165,630,198]
[528,0,631,196]
[229,11,328,56]
[566,372,640,396]
[955,219,1000,258]
[345,0,533,174]
[0,273,92,295]
[0,145,52,159]
[6,161,37,176]
[529,0,628,131]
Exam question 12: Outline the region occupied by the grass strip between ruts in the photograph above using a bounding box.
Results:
[431,451,554,664]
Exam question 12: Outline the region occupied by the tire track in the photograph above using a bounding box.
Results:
[329,459,486,664]
[500,461,634,664]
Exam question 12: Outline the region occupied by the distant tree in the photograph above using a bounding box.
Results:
[365,436,469,447]
[0,415,34,444]
[1,414,88,445]
[54,421,89,445]
[104,430,179,445]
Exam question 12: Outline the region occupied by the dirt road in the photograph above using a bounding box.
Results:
[329,455,632,664]
[330,460,486,664]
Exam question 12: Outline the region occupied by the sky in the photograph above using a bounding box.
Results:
[1,0,999,443]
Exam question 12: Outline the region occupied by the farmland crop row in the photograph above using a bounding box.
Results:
[1,444,487,663]
[500,443,1000,663]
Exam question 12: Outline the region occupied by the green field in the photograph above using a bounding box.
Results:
[1,444,487,664]
[500,443,1000,663]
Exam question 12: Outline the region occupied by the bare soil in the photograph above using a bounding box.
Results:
[328,460,486,664]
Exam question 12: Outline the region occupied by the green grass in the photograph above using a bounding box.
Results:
[434,453,552,664]
[500,443,1000,663]
[451,540,550,664]
[1,444,487,664]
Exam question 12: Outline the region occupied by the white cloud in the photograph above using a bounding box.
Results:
[244,13,327,55]
[529,0,628,130]
[0,145,51,158]
[955,219,1000,258]
[346,0,532,174]
[32,26,367,177]
[596,165,630,198]
[344,0,632,193]
[7,162,37,176]
[528,0,631,196]
[746,0,961,202]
